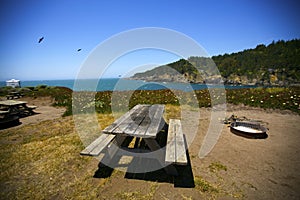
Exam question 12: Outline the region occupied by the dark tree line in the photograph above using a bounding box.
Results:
[210,39,300,84]
[132,39,300,85]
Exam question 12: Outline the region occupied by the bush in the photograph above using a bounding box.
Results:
[36,85,47,89]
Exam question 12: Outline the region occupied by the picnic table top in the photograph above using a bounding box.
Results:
[0,100,28,106]
[103,104,165,138]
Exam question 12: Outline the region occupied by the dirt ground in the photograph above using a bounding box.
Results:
[186,105,300,199]
[7,96,66,127]
[1,97,300,199]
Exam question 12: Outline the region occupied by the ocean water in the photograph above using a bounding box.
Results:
[0,78,256,92]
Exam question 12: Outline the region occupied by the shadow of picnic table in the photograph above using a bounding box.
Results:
[93,133,195,188]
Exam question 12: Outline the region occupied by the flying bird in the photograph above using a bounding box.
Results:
[77,48,82,52]
[38,37,44,43]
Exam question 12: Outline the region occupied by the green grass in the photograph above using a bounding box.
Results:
[194,176,219,193]
[209,161,228,173]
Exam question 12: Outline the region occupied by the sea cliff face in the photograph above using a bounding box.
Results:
[131,73,186,83]
[130,73,204,83]
[130,59,223,84]
[130,64,296,86]
[130,71,291,86]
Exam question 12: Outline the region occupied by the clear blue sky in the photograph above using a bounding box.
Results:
[0,0,299,81]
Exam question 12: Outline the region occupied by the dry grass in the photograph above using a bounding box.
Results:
[193,160,245,199]
[114,183,158,200]
[164,104,181,121]
[0,116,109,199]
[0,108,245,200]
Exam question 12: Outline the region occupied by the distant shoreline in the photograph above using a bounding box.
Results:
[0,78,264,92]
[1,78,299,93]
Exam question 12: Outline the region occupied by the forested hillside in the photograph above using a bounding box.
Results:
[212,39,300,85]
[131,39,300,85]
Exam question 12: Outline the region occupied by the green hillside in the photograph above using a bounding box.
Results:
[131,59,203,83]
[131,39,300,85]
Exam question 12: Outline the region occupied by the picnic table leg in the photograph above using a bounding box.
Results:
[8,106,20,116]
[100,135,127,167]
[144,138,178,176]
[26,108,36,115]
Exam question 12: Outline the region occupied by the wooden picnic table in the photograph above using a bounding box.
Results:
[0,100,37,117]
[102,104,165,138]
[81,104,188,176]
[6,91,24,99]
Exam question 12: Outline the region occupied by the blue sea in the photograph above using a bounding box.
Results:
[0,78,256,92]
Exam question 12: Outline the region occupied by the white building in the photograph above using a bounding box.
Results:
[6,79,21,88]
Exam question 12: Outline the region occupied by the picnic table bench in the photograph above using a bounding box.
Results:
[80,104,188,176]
[165,119,188,165]
[0,115,19,126]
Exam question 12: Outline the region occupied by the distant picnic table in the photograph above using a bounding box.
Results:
[0,100,37,118]
[6,91,24,99]
[80,104,188,176]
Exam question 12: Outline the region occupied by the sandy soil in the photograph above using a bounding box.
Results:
[10,96,66,127]
[185,105,300,199]
[2,97,299,199]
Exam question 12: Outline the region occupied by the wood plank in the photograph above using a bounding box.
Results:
[80,135,107,155]
[119,105,149,135]
[106,135,127,158]
[132,106,152,137]
[27,105,37,109]
[145,105,165,137]
[165,119,176,164]
[0,110,9,115]
[114,105,149,134]
[174,120,188,165]
[89,134,116,156]
[102,104,143,133]
[165,119,188,165]
[80,134,116,156]
[0,100,27,106]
